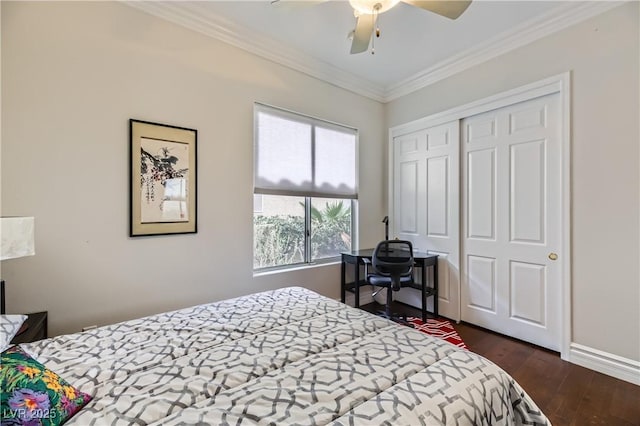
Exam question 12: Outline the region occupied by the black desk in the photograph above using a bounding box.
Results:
[341,249,438,321]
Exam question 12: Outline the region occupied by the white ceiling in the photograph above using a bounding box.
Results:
[127,1,622,101]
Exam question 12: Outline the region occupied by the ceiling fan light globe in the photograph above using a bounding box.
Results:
[348,0,400,15]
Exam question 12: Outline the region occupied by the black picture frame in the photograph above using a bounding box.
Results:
[129,119,197,237]
[1,280,5,314]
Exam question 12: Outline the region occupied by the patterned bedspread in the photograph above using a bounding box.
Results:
[21,287,549,425]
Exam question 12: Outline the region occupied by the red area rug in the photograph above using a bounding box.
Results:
[406,317,468,349]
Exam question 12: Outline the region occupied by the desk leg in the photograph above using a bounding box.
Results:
[421,261,427,322]
[341,259,346,303]
[433,260,439,318]
[354,261,360,308]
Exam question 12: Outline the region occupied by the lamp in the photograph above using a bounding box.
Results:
[1,217,35,314]
[382,216,389,240]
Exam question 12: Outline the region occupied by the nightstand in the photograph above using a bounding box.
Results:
[10,311,48,344]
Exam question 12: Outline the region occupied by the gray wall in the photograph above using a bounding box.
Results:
[1,2,385,336]
[386,3,639,361]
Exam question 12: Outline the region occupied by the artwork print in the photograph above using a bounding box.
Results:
[140,137,189,223]
[129,119,197,236]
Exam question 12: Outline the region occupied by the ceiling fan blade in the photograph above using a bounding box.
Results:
[350,14,374,54]
[403,0,472,19]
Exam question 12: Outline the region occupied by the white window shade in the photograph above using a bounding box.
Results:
[254,105,358,199]
[315,126,357,198]
[255,112,313,194]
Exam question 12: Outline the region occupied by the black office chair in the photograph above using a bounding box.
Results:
[367,240,414,320]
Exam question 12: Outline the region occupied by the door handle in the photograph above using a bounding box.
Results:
[548,253,558,261]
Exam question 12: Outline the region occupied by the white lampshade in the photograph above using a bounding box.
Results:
[1,217,35,260]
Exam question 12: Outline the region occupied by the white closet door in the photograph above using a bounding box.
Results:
[461,93,562,350]
[392,121,460,321]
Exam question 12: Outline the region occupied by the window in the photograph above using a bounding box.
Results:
[253,104,357,270]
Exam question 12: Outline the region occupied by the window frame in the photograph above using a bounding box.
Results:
[253,103,359,272]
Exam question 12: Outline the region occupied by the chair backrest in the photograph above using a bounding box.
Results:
[371,240,414,278]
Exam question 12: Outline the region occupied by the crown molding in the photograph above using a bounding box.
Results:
[124,1,625,104]
[383,1,626,101]
[123,1,386,102]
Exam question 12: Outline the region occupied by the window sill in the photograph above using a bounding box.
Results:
[253,260,340,277]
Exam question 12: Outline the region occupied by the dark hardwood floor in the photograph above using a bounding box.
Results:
[361,302,640,426]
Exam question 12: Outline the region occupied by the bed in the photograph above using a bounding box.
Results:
[12,287,548,425]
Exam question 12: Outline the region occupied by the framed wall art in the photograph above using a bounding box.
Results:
[129,119,197,236]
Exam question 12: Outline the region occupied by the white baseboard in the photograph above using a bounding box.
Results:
[569,343,640,385]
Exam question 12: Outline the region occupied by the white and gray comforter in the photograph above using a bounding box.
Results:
[22,287,548,425]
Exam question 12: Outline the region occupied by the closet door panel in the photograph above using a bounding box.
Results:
[392,121,459,320]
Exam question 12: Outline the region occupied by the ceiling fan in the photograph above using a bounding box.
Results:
[348,0,472,54]
[271,0,472,55]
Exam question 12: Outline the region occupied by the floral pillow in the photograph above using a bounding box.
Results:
[0,315,27,352]
[0,346,92,425]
